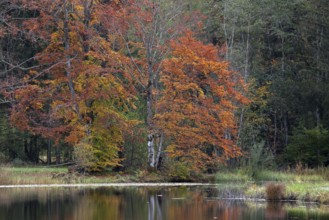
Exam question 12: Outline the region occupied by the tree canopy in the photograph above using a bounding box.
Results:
[1,0,328,173]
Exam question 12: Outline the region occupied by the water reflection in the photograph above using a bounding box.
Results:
[265,202,285,219]
[0,186,328,220]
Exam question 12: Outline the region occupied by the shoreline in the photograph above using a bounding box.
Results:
[0,182,216,188]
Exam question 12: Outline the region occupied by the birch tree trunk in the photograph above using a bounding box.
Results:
[147,134,155,168]
[148,195,155,220]
[118,1,186,169]
[155,132,164,169]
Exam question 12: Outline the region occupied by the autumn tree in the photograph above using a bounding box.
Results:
[155,32,248,171]
[6,0,136,170]
[102,0,206,169]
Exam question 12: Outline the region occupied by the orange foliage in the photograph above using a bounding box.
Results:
[9,0,136,169]
[3,0,248,171]
[155,31,249,170]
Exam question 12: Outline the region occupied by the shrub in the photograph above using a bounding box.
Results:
[265,182,285,201]
[165,160,192,182]
[285,126,329,167]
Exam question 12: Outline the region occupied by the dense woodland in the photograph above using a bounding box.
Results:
[0,0,328,176]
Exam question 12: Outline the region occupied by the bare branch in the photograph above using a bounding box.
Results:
[0,97,12,104]
[0,56,41,74]
[0,56,76,90]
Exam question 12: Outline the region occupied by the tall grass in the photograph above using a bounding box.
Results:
[253,170,325,182]
[216,167,328,183]
[0,166,162,184]
[0,167,69,185]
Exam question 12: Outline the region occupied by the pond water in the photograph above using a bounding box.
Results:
[0,185,328,220]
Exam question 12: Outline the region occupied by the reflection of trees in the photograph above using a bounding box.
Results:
[216,201,243,219]
[148,194,163,220]
[0,188,80,220]
[2,187,327,220]
[0,188,271,220]
[265,202,286,219]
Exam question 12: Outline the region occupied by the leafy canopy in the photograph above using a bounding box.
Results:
[155,31,248,170]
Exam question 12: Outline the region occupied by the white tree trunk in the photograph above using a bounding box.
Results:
[148,195,155,220]
[155,132,163,169]
[148,134,155,168]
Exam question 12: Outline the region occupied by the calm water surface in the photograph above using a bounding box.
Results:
[0,186,328,220]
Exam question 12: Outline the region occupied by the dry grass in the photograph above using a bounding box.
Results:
[265,182,285,201]
[0,166,166,185]
[0,166,69,185]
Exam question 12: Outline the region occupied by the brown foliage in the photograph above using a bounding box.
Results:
[155,31,249,171]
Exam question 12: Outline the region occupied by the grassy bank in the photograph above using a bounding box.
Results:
[0,167,71,185]
[0,166,171,185]
[216,168,329,204]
